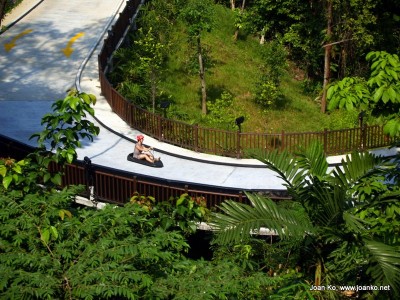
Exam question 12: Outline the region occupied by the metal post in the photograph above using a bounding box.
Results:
[235,116,245,159]
[84,156,95,202]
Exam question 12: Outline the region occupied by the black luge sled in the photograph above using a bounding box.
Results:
[127,153,163,168]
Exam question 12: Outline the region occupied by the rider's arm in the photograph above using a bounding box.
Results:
[136,144,152,152]
[143,145,153,151]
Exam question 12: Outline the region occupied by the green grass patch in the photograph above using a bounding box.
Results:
[157,4,359,133]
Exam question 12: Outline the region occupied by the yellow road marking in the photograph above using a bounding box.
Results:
[61,32,85,57]
[4,29,33,52]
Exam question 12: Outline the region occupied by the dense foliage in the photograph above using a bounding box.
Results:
[225,0,399,80]
[328,51,400,137]
[0,184,211,299]
[211,142,400,299]
[0,155,306,299]
[109,0,180,110]
[2,90,399,299]
[2,1,399,297]
[0,90,324,299]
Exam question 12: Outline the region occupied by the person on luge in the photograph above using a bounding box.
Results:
[133,135,160,163]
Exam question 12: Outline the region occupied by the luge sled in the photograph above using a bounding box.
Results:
[127,153,163,168]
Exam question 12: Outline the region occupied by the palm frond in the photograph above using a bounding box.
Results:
[250,148,306,191]
[294,141,329,180]
[251,141,329,197]
[332,151,382,188]
[307,183,347,228]
[342,211,370,234]
[364,239,400,295]
[210,193,313,245]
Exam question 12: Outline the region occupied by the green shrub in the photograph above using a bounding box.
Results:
[206,91,237,129]
[254,79,282,109]
[327,109,359,130]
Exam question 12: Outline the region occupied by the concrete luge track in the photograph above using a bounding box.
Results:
[0,0,287,193]
[2,1,397,194]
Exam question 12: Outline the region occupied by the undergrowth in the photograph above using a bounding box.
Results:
[158,4,359,133]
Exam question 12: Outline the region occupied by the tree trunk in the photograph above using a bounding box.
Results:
[240,0,246,11]
[321,0,333,113]
[197,36,207,115]
[0,0,8,27]
[340,46,347,78]
[233,29,239,41]
[314,259,322,286]
[260,26,267,44]
[151,69,156,113]
[233,0,246,41]
[230,0,235,10]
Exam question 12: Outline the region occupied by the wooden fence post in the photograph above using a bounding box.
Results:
[281,130,285,151]
[236,130,241,159]
[132,105,137,128]
[323,128,328,153]
[109,85,114,111]
[194,124,198,152]
[361,124,366,150]
[133,176,137,194]
[157,114,162,141]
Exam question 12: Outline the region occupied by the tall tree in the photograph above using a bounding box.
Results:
[321,0,385,112]
[233,0,246,41]
[109,0,176,110]
[138,0,179,44]
[180,0,215,115]
[238,0,397,109]
[133,27,167,113]
[320,0,333,113]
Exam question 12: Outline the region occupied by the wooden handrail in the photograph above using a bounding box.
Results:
[98,0,394,158]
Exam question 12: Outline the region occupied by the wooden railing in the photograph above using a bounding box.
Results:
[1,135,291,208]
[97,0,394,158]
[61,161,288,208]
[56,163,250,208]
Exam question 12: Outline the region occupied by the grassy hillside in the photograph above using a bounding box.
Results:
[158,5,358,133]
